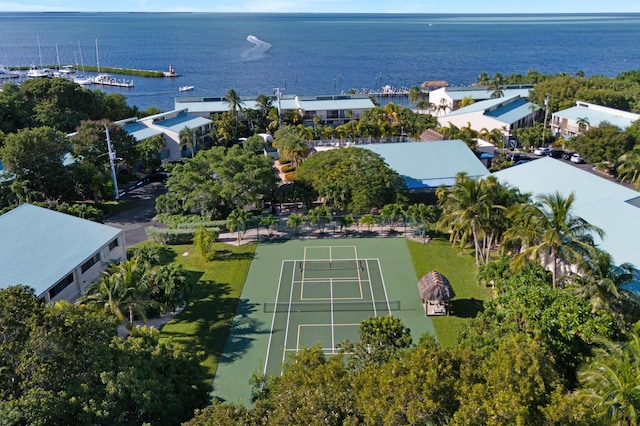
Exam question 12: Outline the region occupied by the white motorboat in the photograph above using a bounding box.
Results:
[93,73,134,88]
[178,85,194,92]
[27,66,52,78]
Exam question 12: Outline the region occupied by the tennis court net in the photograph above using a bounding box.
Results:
[300,259,363,272]
[263,300,400,313]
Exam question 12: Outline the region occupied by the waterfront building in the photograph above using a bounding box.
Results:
[429,85,534,116]
[550,101,640,138]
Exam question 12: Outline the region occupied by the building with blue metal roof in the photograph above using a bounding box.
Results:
[437,96,538,140]
[174,94,375,127]
[550,101,640,138]
[429,85,534,115]
[360,140,490,190]
[0,204,126,302]
[117,108,212,161]
[492,157,640,282]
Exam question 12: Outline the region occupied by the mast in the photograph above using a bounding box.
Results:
[95,38,100,73]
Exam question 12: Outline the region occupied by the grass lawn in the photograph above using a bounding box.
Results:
[155,242,256,388]
[406,237,493,347]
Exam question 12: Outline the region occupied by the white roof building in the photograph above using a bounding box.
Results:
[437,95,538,138]
[429,85,534,115]
[550,101,640,138]
[117,109,212,162]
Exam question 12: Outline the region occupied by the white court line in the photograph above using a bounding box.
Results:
[281,260,298,368]
[376,259,393,313]
[263,260,287,375]
[365,259,377,316]
[330,276,335,352]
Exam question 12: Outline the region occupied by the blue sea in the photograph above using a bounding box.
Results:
[1,12,639,112]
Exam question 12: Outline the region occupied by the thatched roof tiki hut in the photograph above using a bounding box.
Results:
[417,271,455,316]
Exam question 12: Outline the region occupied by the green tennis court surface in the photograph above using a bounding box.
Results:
[212,239,435,405]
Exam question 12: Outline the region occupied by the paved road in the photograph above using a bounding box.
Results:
[103,182,167,247]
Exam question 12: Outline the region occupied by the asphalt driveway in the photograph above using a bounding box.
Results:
[103,182,167,247]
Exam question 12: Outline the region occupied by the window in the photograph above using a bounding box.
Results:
[49,273,74,299]
[81,253,100,273]
[109,238,119,250]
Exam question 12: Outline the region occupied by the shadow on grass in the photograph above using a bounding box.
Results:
[450,298,485,318]
[214,250,256,261]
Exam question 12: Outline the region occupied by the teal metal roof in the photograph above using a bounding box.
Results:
[492,157,640,270]
[0,204,123,296]
[297,95,375,111]
[444,96,536,125]
[360,140,489,189]
[123,121,163,141]
[152,114,212,133]
[553,105,639,130]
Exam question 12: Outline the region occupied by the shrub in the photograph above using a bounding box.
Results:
[145,226,218,245]
[193,226,219,260]
[177,220,227,231]
[280,164,296,173]
[283,171,297,182]
[279,158,292,165]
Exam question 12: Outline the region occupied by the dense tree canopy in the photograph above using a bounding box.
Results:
[297,147,406,214]
[0,285,206,425]
[156,145,278,219]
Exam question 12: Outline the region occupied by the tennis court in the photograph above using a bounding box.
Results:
[212,238,434,405]
[263,245,397,374]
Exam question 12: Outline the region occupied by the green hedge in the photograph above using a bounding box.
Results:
[145,226,219,245]
[176,220,228,230]
[280,164,296,173]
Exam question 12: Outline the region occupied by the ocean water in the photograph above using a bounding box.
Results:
[1,12,639,112]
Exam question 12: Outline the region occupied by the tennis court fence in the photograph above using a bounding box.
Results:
[263,299,400,313]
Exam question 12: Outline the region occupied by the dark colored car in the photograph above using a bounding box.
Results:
[548,149,564,159]
[562,151,574,160]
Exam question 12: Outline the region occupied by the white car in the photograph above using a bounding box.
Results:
[570,153,586,164]
[533,147,550,156]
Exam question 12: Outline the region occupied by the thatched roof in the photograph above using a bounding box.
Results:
[421,80,449,89]
[417,270,455,302]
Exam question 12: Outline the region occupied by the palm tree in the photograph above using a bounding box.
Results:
[617,145,640,189]
[566,249,636,313]
[504,191,604,288]
[359,214,378,233]
[273,125,310,170]
[226,208,251,245]
[307,205,333,233]
[477,72,491,86]
[438,173,492,266]
[576,116,590,134]
[81,258,152,328]
[489,73,505,99]
[224,88,245,139]
[149,263,191,313]
[379,203,405,232]
[260,215,280,237]
[408,85,424,104]
[179,126,195,158]
[286,213,304,236]
[577,325,640,425]
[406,203,439,242]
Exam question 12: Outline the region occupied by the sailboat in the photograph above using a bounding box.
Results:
[0,55,20,80]
[27,35,52,78]
[92,38,133,88]
[73,42,93,85]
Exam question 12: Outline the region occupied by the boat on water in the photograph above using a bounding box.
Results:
[92,38,134,88]
[178,85,194,92]
[0,66,20,80]
[93,74,134,88]
[73,75,94,85]
[26,65,52,78]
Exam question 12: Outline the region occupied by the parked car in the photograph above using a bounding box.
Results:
[562,151,574,160]
[570,153,586,164]
[534,147,550,156]
[548,149,564,159]
[513,159,531,166]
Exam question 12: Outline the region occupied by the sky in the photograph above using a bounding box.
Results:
[0,0,638,14]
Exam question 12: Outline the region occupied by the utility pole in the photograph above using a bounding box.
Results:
[273,86,284,126]
[105,125,120,201]
[542,93,551,147]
